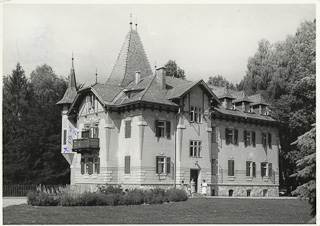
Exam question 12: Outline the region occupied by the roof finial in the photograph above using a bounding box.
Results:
[135,18,138,30]
[95,68,98,84]
[72,52,74,69]
[130,13,132,30]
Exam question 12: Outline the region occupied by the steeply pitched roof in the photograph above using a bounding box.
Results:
[91,83,123,104]
[107,29,153,87]
[56,67,78,105]
[231,90,253,103]
[248,94,269,106]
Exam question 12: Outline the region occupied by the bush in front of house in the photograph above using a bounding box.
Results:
[165,188,188,202]
[27,191,59,206]
[27,185,188,206]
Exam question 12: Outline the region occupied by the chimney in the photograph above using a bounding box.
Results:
[135,71,141,84]
[156,67,166,89]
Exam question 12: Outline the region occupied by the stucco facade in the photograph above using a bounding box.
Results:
[57,25,280,197]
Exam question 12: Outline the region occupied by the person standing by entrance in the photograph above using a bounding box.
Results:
[190,179,196,197]
[201,179,208,197]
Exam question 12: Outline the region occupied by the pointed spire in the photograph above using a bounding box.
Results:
[107,22,153,87]
[135,18,138,30]
[56,53,78,105]
[95,68,98,84]
[130,13,132,30]
[69,53,77,90]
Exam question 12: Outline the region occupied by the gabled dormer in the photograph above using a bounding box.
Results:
[248,94,269,115]
[217,86,235,110]
[233,91,253,113]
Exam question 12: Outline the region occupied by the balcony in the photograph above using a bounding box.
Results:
[73,138,99,152]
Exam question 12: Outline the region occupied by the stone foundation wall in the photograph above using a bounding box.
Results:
[209,185,279,197]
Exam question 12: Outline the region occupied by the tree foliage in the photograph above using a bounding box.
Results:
[207,75,235,89]
[238,20,316,197]
[291,125,316,217]
[3,63,70,185]
[164,60,186,80]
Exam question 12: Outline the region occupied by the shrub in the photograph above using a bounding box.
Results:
[143,188,166,204]
[99,185,124,195]
[28,185,187,206]
[27,191,59,206]
[165,188,188,202]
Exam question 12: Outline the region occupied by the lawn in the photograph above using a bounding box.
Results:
[3,198,312,224]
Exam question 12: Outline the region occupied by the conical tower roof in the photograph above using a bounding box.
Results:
[107,29,153,87]
[56,59,78,105]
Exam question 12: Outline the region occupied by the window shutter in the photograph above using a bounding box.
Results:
[244,131,247,147]
[211,127,216,143]
[125,120,131,138]
[228,160,234,176]
[166,121,171,139]
[225,128,230,145]
[268,133,272,148]
[63,130,67,145]
[156,156,159,173]
[215,159,219,175]
[81,160,85,175]
[268,163,272,177]
[97,158,100,174]
[125,156,130,174]
[252,162,256,177]
[252,132,256,147]
[246,161,250,176]
[234,130,238,144]
[155,120,159,137]
[88,161,93,175]
[166,157,171,174]
[261,163,264,177]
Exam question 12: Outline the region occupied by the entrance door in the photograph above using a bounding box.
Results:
[190,169,199,192]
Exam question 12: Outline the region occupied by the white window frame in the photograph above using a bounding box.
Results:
[190,140,202,157]
[261,162,268,177]
[227,129,235,144]
[157,156,171,174]
[190,106,202,123]
[158,120,166,137]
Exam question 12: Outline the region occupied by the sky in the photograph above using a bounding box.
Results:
[3,3,316,86]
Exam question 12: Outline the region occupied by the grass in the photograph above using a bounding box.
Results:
[3,198,312,224]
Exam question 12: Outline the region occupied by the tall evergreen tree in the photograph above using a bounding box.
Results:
[3,63,34,184]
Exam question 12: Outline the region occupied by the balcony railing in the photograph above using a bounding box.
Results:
[73,138,99,151]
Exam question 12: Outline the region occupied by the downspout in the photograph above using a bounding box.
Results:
[174,106,181,188]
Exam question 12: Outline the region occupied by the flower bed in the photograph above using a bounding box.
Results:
[27,185,188,206]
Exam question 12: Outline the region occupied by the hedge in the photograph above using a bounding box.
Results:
[27,186,188,206]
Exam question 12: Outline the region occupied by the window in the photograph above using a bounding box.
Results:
[268,133,272,148]
[261,162,268,177]
[82,126,99,139]
[244,131,256,147]
[63,129,67,145]
[211,127,217,143]
[81,157,100,175]
[125,156,130,174]
[190,140,202,157]
[262,133,267,147]
[155,120,171,138]
[247,190,251,197]
[246,161,256,177]
[211,159,218,175]
[228,160,235,176]
[94,158,100,174]
[262,133,272,148]
[125,120,131,138]
[190,106,202,123]
[156,156,171,174]
[225,128,238,145]
[228,189,233,196]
